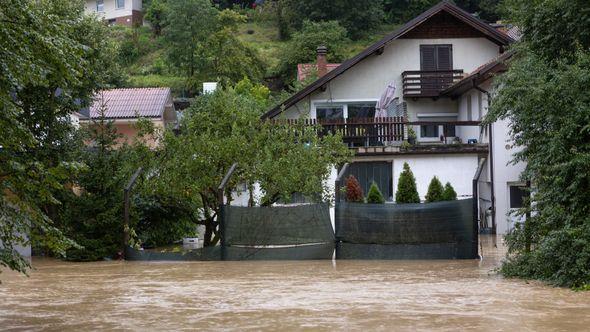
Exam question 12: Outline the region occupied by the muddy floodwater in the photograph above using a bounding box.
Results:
[1,236,589,331]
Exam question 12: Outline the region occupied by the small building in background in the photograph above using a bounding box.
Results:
[80,87,177,147]
[84,0,143,26]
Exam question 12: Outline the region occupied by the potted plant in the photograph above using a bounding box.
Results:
[407,127,417,145]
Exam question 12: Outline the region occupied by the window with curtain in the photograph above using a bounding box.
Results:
[316,106,343,120]
[420,125,439,138]
[116,0,125,9]
[96,0,104,11]
[348,103,376,118]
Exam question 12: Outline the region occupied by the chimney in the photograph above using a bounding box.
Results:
[316,45,328,78]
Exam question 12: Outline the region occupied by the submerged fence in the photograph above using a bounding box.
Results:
[220,203,335,260]
[335,199,477,259]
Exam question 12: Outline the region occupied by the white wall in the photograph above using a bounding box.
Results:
[392,154,479,200]
[281,37,500,120]
[85,0,141,20]
[491,118,526,234]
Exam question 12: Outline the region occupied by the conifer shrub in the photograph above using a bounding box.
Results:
[366,182,385,204]
[395,162,420,203]
[442,182,457,201]
[345,175,364,202]
[425,176,444,202]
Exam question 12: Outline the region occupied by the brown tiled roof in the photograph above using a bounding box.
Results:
[88,88,171,119]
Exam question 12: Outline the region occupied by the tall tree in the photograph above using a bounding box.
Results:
[0,0,120,274]
[487,0,590,288]
[156,86,350,246]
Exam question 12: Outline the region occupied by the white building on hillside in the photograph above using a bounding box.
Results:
[85,0,143,26]
[256,0,525,235]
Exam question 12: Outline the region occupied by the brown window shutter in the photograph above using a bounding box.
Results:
[436,45,453,71]
[420,45,436,71]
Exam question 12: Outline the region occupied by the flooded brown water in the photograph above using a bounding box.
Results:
[1,236,589,331]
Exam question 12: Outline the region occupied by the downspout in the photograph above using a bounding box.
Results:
[474,84,496,234]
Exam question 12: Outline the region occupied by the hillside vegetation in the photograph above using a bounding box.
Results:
[112,0,501,97]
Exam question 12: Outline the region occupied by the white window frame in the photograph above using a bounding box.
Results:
[115,0,125,10]
[311,99,379,120]
[96,0,104,12]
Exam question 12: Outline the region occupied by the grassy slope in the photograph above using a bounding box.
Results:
[123,22,399,95]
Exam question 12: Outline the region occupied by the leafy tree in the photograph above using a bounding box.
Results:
[487,0,590,288]
[425,176,444,203]
[156,87,350,246]
[284,0,384,39]
[366,182,385,204]
[395,162,420,203]
[199,9,265,86]
[277,20,349,84]
[0,0,121,275]
[235,77,271,107]
[145,0,169,36]
[384,0,501,24]
[163,0,218,79]
[442,182,457,201]
[345,175,364,202]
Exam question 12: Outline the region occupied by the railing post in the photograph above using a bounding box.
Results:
[122,167,142,259]
[217,163,238,259]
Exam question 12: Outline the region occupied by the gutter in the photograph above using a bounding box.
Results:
[474,85,496,234]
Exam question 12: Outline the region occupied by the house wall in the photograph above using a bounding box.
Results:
[85,0,142,25]
[113,119,164,147]
[281,37,500,120]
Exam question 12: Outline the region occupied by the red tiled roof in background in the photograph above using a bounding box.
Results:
[89,87,171,119]
[297,63,340,82]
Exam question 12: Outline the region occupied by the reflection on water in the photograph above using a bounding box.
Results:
[1,236,589,331]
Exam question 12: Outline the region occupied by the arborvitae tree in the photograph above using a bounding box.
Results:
[395,162,420,203]
[425,176,444,202]
[366,182,385,204]
[345,175,364,202]
[442,182,457,201]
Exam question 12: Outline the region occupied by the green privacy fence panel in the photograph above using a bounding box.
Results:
[335,199,476,259]
[222,203,334,246]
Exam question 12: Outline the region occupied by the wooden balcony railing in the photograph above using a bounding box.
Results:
[276,117,406,147]
[402,70,464,98]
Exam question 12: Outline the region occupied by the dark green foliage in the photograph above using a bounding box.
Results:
[442,182,457,201]
[133,195,198,248]
[384,0,501,24]
[425,176,444,203]
[345,175,364,202]
[488,0,590,288]
[1,0,123,275]
[145,0,168,36]
[366,182,385,204]
[395,162,420,203]
[277,20,349,84]
[284,0,384,39]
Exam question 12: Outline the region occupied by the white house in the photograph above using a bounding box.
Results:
[85,0,143,26]
[259,1,525,235]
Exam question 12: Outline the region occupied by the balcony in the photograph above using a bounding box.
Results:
[277,117,406,147]
[402,70,464,98]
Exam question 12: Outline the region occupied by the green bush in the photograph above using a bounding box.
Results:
[366,182,385,204]
[395,162,420,203]
[425,176,444,202]
[442,182,457,201]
